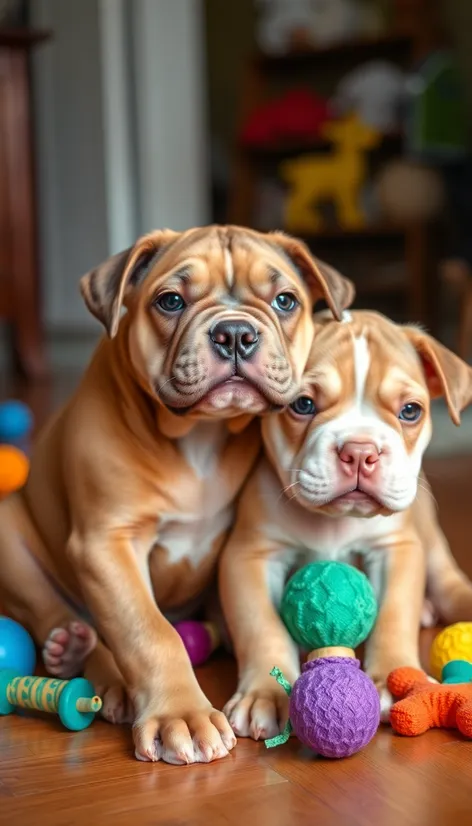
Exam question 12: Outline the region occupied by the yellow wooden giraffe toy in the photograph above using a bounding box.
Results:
[281,114,381,232]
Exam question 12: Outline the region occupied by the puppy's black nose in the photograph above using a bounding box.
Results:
[210,320,259,360]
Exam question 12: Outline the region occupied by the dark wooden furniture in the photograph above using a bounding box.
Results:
[0,28,50,379]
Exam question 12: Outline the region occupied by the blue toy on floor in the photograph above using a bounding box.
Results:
[0,616,36,675]
[0,400,33,445]
[0,616,102,731]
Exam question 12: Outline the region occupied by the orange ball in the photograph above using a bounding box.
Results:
[0,446,29,496]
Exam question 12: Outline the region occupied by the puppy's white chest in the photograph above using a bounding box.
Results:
[155,421,233,567]
[284,502,400,558]
[156,505,232,568]
[178,422,227,480]
[262,463,401,558]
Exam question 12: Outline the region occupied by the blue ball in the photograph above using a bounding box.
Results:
[0,617,36,675]
[0,401,33,444]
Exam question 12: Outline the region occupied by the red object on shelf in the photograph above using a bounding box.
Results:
[240,88,332,148]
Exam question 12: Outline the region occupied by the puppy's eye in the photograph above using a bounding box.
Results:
[290,396,316,416]
[155,292,186,313]
[272,293,299,313]
[398,402,422,423]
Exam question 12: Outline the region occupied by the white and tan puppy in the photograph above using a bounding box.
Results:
[220,309,472,739]
[0,226,353,765]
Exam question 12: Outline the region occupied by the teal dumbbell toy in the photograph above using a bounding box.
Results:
[0,671,102,731]
[441,660,472,684]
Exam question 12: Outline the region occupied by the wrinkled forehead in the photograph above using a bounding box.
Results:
[142,228,306,297]
[304,313,427,405]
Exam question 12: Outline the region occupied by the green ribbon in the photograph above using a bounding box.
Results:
[264,667,293,749]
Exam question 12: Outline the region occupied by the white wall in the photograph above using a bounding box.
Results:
[131,0,210,234]
[31,0,109,331]
[98,0,138,255]
[30,0,209,343]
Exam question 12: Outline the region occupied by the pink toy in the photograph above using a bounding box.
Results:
[174,621,220,667]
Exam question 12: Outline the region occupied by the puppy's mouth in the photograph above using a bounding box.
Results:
[333,488,380,506]
[165,377,281,416]
[298,482,384,515]
[194,377,268,413]
[324,486,386,516]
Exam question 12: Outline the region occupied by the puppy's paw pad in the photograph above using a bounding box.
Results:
[101,684,133,725]
[421,599,438,628]
[43,621,97,679]
[378,686,394,723]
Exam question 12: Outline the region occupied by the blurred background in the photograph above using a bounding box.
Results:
[0,0,472,452]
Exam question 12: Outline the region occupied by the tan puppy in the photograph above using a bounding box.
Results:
[0,225,353,765]
[220,310,472,739]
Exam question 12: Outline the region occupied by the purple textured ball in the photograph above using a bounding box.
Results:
[175,621,213,666]
[289,657,380,758]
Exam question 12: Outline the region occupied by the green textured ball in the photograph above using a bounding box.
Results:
[280,561,377,650]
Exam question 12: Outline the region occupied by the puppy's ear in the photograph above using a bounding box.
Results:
[269,233,355,319]
[80,229,179,337]
[405,327,472,425]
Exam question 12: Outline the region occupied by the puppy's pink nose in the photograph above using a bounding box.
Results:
[338,441,379,477]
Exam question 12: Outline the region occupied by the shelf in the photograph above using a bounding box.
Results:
[354,274,406,296]
[255,34,412,71]
[241,133,403,162]
[302,226,409,297]
[289,224,407,242]
[242,138,332,160]
[0,28,51,48]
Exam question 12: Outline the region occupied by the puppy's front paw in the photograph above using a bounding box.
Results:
[421,598,438,628]
[224,672,294,741]
[133,685,236,765]
[84,655,133,725]
[371,679,394,724]
[367,658,422,724]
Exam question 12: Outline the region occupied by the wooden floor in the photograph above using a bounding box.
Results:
[2,377,472,825]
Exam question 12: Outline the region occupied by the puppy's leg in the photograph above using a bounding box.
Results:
[68,527,235,764]
[0,497,89,666]
[414,476,472,622]
[220,530,299,741]
[83,640,133,724]
[364,536,425,722]
[427,532,472,622]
